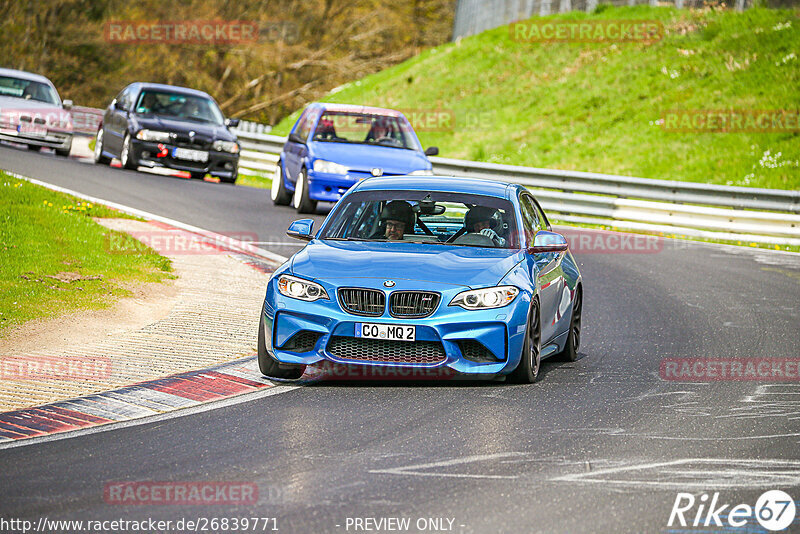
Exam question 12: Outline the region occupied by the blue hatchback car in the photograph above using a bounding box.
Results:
[259,176,583,383]
[271,103,438,213]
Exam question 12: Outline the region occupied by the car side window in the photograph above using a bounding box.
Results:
[531,199,549,231]
[116,87,134,111]
[519,195,540,245]
[294,110,315,141]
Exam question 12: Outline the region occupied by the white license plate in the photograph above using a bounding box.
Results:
[18,124,47,137]
[356,323,416,342]
[172,147,208,162]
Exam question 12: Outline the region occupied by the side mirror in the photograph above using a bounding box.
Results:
[287,219,314,241]
[225,118,240,128]
[424,146,439,156]
[528,231,568,254]
[288,132,305,144]
[62,99,73,110]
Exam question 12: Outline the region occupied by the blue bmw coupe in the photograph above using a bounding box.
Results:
[259,176,583,383]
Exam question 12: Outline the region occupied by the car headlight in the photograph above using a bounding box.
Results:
[213,140,239,153]
[136,129,172,142]
[408,169,432,176]
[450,286,519,310]
[313,159,348,174]
[277,274,329,302]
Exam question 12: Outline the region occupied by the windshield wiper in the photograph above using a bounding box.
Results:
[323,237,373,242]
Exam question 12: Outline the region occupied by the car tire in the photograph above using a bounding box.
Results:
[56,146,71,157]
[258,319,306,379]
[271,161,291,205]
[94,128,111,165]
[190,171,206,180]
[556,286,582,362]
[508,298,541,384]
[26,144,40,152]
[120,133,137,170]
[293,167,317,214]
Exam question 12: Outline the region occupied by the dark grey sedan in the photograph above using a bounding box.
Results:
[94,82,240,183]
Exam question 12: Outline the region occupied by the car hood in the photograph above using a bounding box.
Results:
[310,142,430,174]
[290,240,524,288]
[133,116,235,141]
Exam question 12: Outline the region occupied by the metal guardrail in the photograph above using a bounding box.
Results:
[231,129,800,246]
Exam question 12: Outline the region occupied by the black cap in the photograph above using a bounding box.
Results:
[380,200,415,229]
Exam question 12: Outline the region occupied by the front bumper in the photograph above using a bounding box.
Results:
[304,169,360,202]
[131,139,239,179]
[0,127,72,150]
[262,277,531,376]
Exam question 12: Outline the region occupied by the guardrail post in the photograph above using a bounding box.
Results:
[539,0,551,16]
[586,0,597,12]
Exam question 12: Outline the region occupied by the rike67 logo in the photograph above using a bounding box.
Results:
[669,490,796,531]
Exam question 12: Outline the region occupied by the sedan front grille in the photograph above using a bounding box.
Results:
[338,288,385,317]
[326,336,446,365]
[389,291,440,318]
[174,133,212,149]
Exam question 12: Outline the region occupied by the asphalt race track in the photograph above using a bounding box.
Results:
[2,144,800,533]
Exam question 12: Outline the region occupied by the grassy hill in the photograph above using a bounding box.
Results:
[274,5,799,190]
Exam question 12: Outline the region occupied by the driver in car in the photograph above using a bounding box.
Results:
[465,206,506,247]
[137,93,159,114]
[377,200,415,241]
[366,118,395,143]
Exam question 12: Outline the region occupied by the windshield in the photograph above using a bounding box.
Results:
[320,190,518,249]
[0,76,60,105]
[133,90,224,125]
[312,111,422,151]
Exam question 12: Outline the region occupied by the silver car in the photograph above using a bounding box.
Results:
[0,68,73,156]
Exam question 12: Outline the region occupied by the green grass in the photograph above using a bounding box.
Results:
[236,170,273,189]
[274,6,800,190]
[0,173,173,332]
